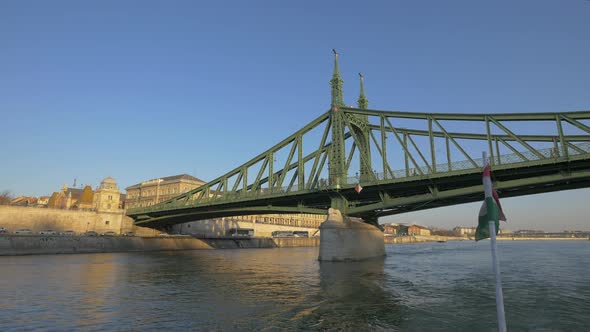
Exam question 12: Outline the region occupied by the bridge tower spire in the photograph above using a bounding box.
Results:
[330,49,345,108]
[328,49,347,196]
[355,73,373,184]
[357,73,368,109]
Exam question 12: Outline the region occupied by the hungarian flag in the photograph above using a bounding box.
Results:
[355,183,363,193]
[475,162,507,241]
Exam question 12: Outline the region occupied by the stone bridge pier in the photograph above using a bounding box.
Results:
[318,208,385,261]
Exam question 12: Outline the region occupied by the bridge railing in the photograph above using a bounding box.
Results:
[209,142,590,200]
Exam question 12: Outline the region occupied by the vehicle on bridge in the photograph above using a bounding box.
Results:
[228,228,254,237]
[14,229,33,235]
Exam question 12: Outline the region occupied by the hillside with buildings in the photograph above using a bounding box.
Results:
[0,173,324,238]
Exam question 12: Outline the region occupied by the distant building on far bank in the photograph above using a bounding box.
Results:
[453,226,513,236]
[1,177,141,236]
[453,226,476,236]
[47,184,94,210]
[514,229,544,235]
[126,173,325,236]
[408,225,431,236]
[381,223,431,236]
[9,196,37,206]
[37,196,49,207]
[382,223,399,235]
[93,177,123,213]
[125,174,206,209]
[38,178,125,211]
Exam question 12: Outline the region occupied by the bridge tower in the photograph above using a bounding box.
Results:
[321,51,385,261]
[355,73,372,183]
[328,49,346,192]
[328,52,373,211]
[354,73,380,228]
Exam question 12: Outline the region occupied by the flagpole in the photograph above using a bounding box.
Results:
[483,151,507,332]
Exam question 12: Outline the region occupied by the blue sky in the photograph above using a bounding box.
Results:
[1,0,589,231]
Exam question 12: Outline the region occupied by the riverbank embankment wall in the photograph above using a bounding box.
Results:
[384,235,467,244]
[0,206,321,238]
[385,235,588,244]
[0,205,148,235]
[0,235,320,256]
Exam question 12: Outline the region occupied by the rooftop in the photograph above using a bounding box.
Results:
[126,174,206,190]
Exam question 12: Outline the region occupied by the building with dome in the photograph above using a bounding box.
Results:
[93,177,122,213]
[4,176,143,236]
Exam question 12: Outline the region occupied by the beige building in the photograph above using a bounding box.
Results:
[125,174,325,232]
[46,184,94,210]
[125,174,206,209]
[93,177,122,213]
[1,177,147,235]
[230,213,324,229]
[453,226,476,236]
[37,196,50,207]
[408,224,431,236]
[77,186,95,210]
[171,213,325,238]
[382,223,399,235]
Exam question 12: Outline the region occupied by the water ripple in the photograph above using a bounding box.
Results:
[0,242,588,331]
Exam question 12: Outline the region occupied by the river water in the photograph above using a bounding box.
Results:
[0,241,588,331]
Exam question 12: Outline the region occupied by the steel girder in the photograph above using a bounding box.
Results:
[127,108,590,227]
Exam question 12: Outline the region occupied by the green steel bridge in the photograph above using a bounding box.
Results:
[127,52,590,229]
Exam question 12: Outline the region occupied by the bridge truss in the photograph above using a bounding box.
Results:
[128,107,590,228]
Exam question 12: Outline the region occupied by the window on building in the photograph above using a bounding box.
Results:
[105,220,110,225]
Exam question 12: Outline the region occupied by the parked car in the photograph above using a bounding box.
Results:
[39,230,57,235]
[61,230,76,236]
[84,231,98,237]
[122,231,135,237]
[0,227,8,234]
[14,229,33,235]
[157,232,170,237]
[101,231,117,236]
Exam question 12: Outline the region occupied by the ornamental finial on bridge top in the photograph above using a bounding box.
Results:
[357,72,368,109]
[330,49,345,108]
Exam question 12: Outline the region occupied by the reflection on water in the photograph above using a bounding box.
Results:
[302,259,404,331]
[0,241,589,331]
